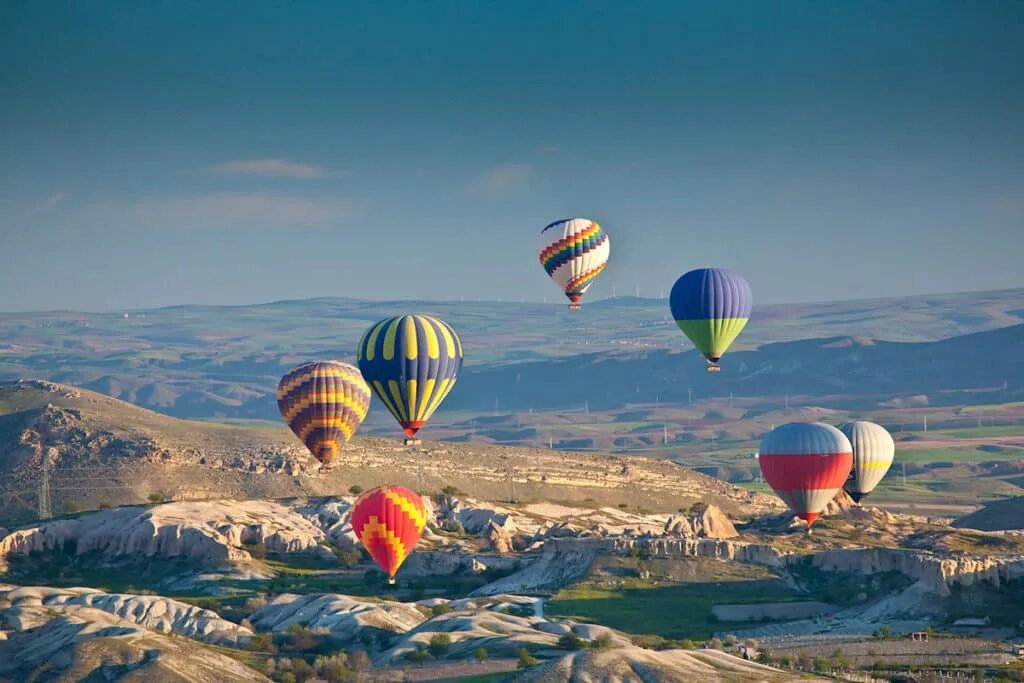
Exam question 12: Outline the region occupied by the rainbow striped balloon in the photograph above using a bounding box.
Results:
[357,315,463,440]
[277,361,371,468]
[538,218,610,310]
[351,484,427,583]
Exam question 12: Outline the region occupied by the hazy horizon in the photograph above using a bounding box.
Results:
[2,2,1022,311]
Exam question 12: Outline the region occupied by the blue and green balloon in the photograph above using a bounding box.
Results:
[669,268,752,368]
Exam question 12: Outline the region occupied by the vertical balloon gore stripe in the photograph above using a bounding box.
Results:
[358,315,463,439]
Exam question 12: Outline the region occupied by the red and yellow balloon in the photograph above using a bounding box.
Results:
[351,484,427,584]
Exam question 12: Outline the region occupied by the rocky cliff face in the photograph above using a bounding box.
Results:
[806,547,1024,596]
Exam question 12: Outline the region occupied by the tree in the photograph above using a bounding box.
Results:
[404,649,432,666]
[516,647,539,669]
[348,484,363,495]
[879,624,892,639]
[706,638,723,650]
[431,603,452,617]
[279,674,296,683]
[247,633,276,653]
[290,658,315,683]
[813,657,830,673]
[590,634,614,650]
[348,650,371,672]
[473,647,488,664]
[428,633,452,657]
[441,485,461,496]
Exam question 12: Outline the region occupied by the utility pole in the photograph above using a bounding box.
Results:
[663,425,668,445]
[584,401,589,415]
[635,283,640,297]
[656,394,660,409]
[923,415,928,432]
[901,463,907,487]
[784,394,789,411]
[494,396,499,415]
[688,388,692,405]
[729,392,733,408]
[612,285,617,298]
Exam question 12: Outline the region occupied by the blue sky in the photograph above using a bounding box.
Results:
[0,1,1021,312]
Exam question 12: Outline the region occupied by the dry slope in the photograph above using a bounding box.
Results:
[0,379,781,524]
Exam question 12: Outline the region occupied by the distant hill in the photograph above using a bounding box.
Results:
[0,379,780,525]
[447,324,1024,412]
[0,288,1019,420]
[954,496,1024,531]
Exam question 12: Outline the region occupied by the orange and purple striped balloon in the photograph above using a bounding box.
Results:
[277,361,371,468]
[351,484,427,583]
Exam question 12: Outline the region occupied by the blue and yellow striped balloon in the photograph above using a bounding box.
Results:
[357,315,463,439]
[277,361,371,468]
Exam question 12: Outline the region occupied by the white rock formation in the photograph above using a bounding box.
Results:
[0,585,250,646]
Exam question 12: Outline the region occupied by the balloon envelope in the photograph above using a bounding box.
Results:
[351,484,427,582]
[277,361,371,468]
[669,268,752,363]
[758,422,853,527]
[839,421,895,502]
[538,218,610,309]
[357,315,463,438]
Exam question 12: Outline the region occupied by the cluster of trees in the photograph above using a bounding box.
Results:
[261,651,371,683]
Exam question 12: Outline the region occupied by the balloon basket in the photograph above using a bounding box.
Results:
[403,438,421,446]
[318,466,333,475]
[706,365,721,373]
[568,304,581,311]
[387,577,396,586]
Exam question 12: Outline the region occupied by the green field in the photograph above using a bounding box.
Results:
[546,578,797,641]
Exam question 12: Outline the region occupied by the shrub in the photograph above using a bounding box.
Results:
[243,540,267,560]
[404,648,432,666]
[335,549,362,568]
[516,647,539,669]
[473,647,488,663]
[590,634,614,650]
[428,633,452,657]
[558,632,586,650]
[279,673,296,683]
[431,603,452,617]
[441,485,461,496]
[348,484,363,495]
[879,624,892,638]
[706,638,723,650]
[813,657,830,673]
[148,493,164,504]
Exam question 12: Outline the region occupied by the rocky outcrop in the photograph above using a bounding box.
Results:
[0,500,332,567]
[663,504,738,539]
[470,539,601,596]
[0,603,266,682]
[613,537,787,567]
[802,547,1024,596]
[376,598,630,664]
[823,489,857,517]
[488,519,514,553]
[516,646,814,682]
[249,593,425,641]
[0,586,250,646]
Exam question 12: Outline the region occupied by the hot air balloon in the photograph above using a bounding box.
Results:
[351,484,427,584]
[357,315,463,445]
[538,218,610,311]
[839,421,895,503]
[758,422,853,529]
[277,361,371,472]
[669,268,752,372]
